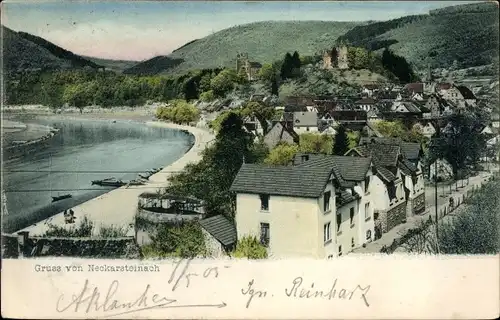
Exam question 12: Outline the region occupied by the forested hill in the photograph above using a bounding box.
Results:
[2,26,101,73]
[337,1,499,70]
[122,20,363,75]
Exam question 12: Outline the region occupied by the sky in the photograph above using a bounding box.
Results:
[2,0,480,61]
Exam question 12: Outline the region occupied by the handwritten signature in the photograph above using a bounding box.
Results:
[56,259,228,317]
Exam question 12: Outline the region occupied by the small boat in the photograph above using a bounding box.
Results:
[91,178,126,187]
[52,194,72,202]
[138,174,150,180]
[127,179,145,186]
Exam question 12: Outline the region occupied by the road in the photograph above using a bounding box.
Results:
[352,169,495,254]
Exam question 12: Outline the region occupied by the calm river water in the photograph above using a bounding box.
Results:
[2,117,194,232]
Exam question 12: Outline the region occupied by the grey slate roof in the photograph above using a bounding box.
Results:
[293,111,318,127]
[400,142,421,160]
[230,164,333,198]
[355,144,401,167]
[359,138,421,161]
[374,165,397,182]
[199,215,237,247]
[297,156,372,182]
[398,159,417,176]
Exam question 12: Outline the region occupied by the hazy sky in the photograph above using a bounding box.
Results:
[2,0,478,61]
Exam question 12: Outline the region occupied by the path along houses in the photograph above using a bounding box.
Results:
[230,139,425,259]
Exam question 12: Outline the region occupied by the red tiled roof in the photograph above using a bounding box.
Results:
[437,83,452,90]
[404,83,424,94]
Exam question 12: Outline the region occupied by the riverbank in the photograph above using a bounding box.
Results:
[2,119,59,160]
[15,112,214,236]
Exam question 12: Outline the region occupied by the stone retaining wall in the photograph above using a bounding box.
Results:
[1,232,140,259]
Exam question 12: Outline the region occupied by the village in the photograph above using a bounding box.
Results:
[5,45,499,260]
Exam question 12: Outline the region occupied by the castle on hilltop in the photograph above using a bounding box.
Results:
[236,53,262,81]
[322,45,349,70]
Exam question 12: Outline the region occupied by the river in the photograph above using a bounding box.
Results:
[2,117,194,233]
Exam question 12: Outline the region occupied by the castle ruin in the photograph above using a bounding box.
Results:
[322,45,349,70]
[236,53,262,81]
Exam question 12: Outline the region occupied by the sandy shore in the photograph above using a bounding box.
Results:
[16,112,215,236]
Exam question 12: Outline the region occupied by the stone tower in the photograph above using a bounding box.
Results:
[236,53,249,73]
[322,50,333,70]
[337,46,349,70]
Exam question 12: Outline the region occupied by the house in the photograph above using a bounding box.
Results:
[295,155,376,251]
[230,156,375,258]
[292,111,319,134]
[437,83,466,108]
[243,115,265,136]
[456,85,477,107]
[404,83,424,96]
[354,97,377,112]
[413,121,436,139]
[362,84,379,97]
[263,121,300,150]
[346,141,424,236]
[199,215,237,258]
[318,111,339,127]
[491,111,500,129]
[410,92,424,101]
[319,124,337,136]
[231,164,343,258]
[391,101,422,114]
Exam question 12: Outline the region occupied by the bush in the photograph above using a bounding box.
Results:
[199,90,215,102]
[156,99,200,124]
[99,225,128,237]
[142,221,207,258]
[43,216,94,237]
[232,236,268,259]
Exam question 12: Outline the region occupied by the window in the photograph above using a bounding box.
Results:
[349,207,355,226]
[324,222,331,243]
[301,155,310,162]
[338,245,342,256]
[351,237,355,248]
[336,213,342,233]
[365,202,371,220]
[260,223,270,247]
[306,127,310,131]
[364,176,370,193]
[323,191,331,212]
[260,194,269,211]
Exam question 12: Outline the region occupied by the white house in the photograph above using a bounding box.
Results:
[354,97,377,112]
[230,157,377,258]
[292,111,319,134]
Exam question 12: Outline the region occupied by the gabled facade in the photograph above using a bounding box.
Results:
[345,139,425,237]
[263,121,300,150]
[293,111,319,134]
[230,156,378,258]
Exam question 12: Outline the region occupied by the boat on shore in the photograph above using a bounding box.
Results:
[51,194,72,202]
[91,178,126,187]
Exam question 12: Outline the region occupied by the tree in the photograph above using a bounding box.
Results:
[280,52,294,79]
[156,99,200,124]
[232,236,268,259]
[264,143,299,165]
[199,90,215,102]
[347,131,361,149]
[430,113,487,179]
[242,101,276,135]
[258,63,276,83]
[333,125,349,155]
[299,133,333,154]
[143,221,207,258]
[271,76,279,96]
[210,69,237,97]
